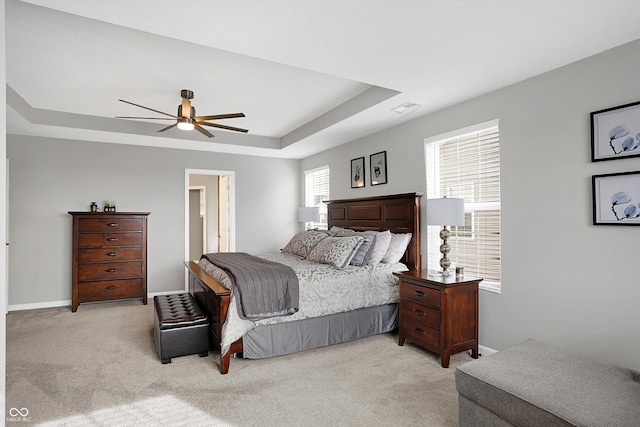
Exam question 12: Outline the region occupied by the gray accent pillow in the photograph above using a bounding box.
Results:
[281,230,331,258]
[307,236,365,269]
[364,230,392,266]
[381,232,412,263]
[335,229,377,266]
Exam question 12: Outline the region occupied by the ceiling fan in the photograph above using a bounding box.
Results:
[117,89,248,138]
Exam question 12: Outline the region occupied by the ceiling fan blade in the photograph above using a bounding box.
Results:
[157,123,178,133]
[199,121,249,133]
[118,99,178,119]
[195,113,245,121]
[116,116,174,120]
[194,124,214,138]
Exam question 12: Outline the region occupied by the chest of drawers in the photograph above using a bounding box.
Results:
[69,212,150,312]
[395,270,481,367]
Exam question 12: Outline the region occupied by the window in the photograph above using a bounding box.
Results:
[304,166,330,230]
[425,120,501,292]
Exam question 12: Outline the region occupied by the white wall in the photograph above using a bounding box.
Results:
[7,136,300,307]
[302,39,640,370]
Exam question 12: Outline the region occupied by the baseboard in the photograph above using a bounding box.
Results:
[8,299,71,312]
[478,344,498,357]
[7,290,188,312]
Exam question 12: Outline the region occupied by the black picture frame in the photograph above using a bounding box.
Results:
[351,157,365,188]
[591,100,640,162]
[370,151,387,186]
[592,170,640,225]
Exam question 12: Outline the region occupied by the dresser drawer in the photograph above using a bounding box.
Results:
[78,247,142,263]
[402,299,440,330]
[401,282,440,308]
[401,317,440,351]
[78,233,142,248]
[78,217,143,232]
[78,261,142,281]
[78,279,143,301]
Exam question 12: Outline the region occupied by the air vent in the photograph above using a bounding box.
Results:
[391,102,421,117]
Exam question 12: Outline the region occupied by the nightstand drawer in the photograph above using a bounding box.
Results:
[78,218,143,232]
[78,261,142,281]
[401,317,440,351]
[78,233,142,248]
[402,299,440,329]
[401,282,440,308]
[78,247,142,262]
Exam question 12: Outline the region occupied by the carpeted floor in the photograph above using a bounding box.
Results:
[6,300,472,426]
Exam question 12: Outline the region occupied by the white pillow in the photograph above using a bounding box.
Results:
[381,232,412,263]
[364,230,392,266]
[307,236,364,269]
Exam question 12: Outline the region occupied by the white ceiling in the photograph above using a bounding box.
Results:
[6,0,640,159]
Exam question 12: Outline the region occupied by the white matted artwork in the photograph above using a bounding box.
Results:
[592,171,640,225]
[370,151,387,186]
[591,101,640,162]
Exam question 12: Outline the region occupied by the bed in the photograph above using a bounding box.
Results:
[185,192,422,374]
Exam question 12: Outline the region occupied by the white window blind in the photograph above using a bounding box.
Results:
[304,166,330,230]
[425,122,501,292]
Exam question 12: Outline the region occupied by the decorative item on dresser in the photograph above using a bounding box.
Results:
[68,211,150,312]
[395,269,482,367]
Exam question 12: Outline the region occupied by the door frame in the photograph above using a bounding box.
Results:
[184,169,236,288]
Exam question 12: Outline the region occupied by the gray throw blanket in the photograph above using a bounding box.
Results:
[201,252,299,321]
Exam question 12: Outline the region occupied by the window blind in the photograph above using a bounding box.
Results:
[305,166,330,230]
[425,125,501,289]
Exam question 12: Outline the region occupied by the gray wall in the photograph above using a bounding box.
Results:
[302,39,640,370]
[7,136,299,306]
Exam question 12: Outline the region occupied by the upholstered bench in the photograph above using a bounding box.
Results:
[153,294,209,364]
[456,339,640,427]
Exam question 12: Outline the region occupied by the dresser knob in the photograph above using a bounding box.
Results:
[413,309,426,317]
[414,328,426,336]
[413,290,425,297]
[106,268,117,273]
[107,223,118,227]
[106,252,117,257]
[106,237,118,242]
[105,286,117,291]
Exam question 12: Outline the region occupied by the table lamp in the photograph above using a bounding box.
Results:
[298,207,320,230]
[426,197,465,276]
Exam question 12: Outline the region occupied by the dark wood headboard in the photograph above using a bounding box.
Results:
[325,192,422,270]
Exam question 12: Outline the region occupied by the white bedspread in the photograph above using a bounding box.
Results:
[198,252,407,356]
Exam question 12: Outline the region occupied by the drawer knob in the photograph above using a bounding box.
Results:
[106,252,117,257]
[105,285,117,291]
[413,309,426,317]
[106,237,118,242]
[106,268,117,273]
[413,290,425,297]
[107,223,118,227]
[414,328,426,336]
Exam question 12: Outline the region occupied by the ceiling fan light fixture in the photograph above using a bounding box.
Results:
[177,117,194,131]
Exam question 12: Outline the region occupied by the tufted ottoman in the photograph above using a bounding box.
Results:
[153,294,209,364]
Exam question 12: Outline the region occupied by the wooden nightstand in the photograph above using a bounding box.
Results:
[395,269,482,367]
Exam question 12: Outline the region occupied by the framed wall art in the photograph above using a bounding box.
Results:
[351,157,365,188]
[370,151,387,186]
[591,100,640,162]
[592,171,640,225]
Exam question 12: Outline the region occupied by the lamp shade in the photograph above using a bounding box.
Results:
[298,206,320,223]
[426,198,465,226]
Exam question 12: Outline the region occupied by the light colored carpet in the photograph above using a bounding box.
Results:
[6,300,472,426]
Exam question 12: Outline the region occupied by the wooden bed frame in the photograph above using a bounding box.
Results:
[185,192,422,374]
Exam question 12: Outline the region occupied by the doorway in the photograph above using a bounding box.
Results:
[185,169,235,266]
